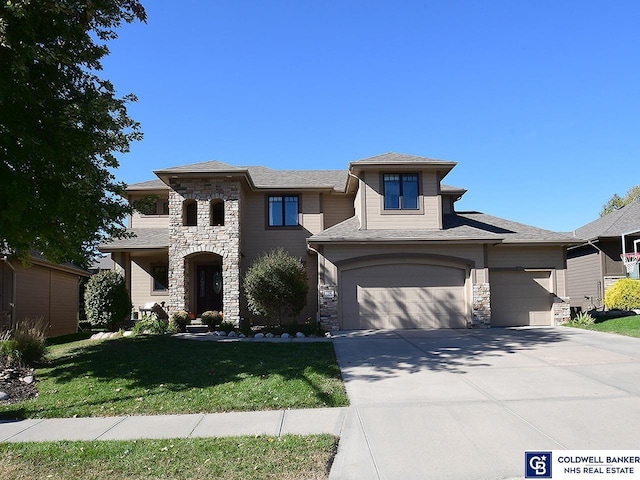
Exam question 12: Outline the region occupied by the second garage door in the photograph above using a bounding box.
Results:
[490,270,553,326]
[340,264,468,329]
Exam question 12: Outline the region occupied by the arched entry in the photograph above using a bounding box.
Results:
[186,252,223,315]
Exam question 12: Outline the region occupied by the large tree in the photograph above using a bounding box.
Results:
[0,0,146,266]
[600,185,640,217]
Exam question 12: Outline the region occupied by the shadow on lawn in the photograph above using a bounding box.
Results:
[0,336,344,419]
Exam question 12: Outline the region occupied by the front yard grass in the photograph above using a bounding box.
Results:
[0,335,348,419]
[568,314,640,338]
[0,434,338,480]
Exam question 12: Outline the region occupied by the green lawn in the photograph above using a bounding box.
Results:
[568,314,640,338]
[0,435,338,480]
[0,335,348,419]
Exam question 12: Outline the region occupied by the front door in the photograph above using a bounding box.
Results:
[196,265,223,315]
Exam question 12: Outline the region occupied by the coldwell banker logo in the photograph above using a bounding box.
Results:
[526,452,552,478]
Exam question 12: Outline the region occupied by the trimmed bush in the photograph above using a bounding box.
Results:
[201,310,223,329]
[0,316,49,366]
[604,278,640,311]
[218,320,235,334]
[243,248,308,325]
[84,271,132,331]
[132,314,169,336]
[169,310,190,332]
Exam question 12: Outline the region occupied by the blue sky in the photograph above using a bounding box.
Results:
[102,0,640,232]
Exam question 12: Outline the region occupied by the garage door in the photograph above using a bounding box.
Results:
[341,264,467,329]
[490,271,552,326]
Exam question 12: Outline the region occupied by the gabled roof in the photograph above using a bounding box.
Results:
[308,212,578,245]
[573,200,640,241]
[99,229,169,252]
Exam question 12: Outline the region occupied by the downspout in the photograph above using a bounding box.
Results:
[2,256,16,331]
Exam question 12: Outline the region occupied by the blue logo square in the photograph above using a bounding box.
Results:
[525,452,552,478]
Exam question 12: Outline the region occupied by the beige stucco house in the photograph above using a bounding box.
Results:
[101,152,578,330]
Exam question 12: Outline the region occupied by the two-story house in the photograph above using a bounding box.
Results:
[101,152,578,330]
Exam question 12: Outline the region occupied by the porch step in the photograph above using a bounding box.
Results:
[185,318,209,334]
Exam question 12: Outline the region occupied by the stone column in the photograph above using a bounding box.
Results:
[472,282,491,328]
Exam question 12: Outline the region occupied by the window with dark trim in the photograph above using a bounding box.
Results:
[268,195,299,227]
[183,200,197,226]
[383,173,419,210]
[210,200,224,226]
[152,265,168,292]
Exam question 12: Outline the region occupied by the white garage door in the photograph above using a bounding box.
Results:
[341,264,467,329]
[490,271,552,326]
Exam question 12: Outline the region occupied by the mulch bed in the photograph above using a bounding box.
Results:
[0,355,38,404]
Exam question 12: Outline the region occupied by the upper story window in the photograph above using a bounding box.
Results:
[383,173,419,210]
[183,200,197,226]
[210,199,224,226]
[268,195,299,227]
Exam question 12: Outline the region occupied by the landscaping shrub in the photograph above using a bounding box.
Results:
[201,310,223,329]
[169,310,190,332]
[567,311,595,327]
[243,248,308,325]
[84,271,132,330]
[604,278,640,311]
[0,316,49,366]
[132,314,169,336]
[218,320,235,334]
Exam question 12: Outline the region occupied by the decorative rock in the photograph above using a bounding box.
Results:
[21,375,34,385]
[254,333,265,339]
[0,392,9,401]
[238,333,247,338]
[123,331,133,337]
[296,332,306,338]
[281,333,291,339]
[265,333,275,338]
[217,331,227,337]
[228,331,237,337]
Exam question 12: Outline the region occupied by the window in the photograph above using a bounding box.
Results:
[210,200,224,226]
[161,202,169,215]
[183,200,197,226]
[152,265,168,292]
[268,195,299,227]
[383,173,419,210]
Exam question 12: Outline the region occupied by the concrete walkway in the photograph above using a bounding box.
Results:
[328,327,640,480]
[0,407,347,442]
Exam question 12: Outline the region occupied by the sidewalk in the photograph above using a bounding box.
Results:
[0,407,347,443]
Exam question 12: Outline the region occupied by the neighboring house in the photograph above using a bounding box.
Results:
[567,200,640,312]
[101,152,579,330]
[0,253,89,337]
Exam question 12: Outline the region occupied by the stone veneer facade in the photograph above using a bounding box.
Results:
[472,282,491,327]
[167,178,241,324]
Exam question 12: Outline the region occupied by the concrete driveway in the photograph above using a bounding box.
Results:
[329,327,640,480]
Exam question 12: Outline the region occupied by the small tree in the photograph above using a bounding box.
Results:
[243,248,308,325]
[84,270,132,330]
[604,278,640,311]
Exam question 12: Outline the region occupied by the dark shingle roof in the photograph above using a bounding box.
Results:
[350,152,455,165]
[308,212,578,244]
[245,166,348,191]
[99,229,169,251]
[573,200,640,240]
[126,179,169,191]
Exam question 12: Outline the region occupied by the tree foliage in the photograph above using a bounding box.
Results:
[0,0,147,266]
[243,248,309,325]
[604,278,640,311]
[600,186,640,217]
[84,270,132,330]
